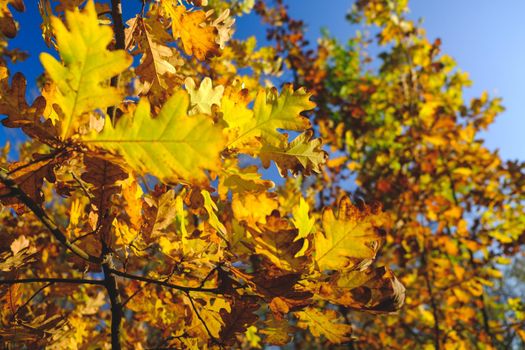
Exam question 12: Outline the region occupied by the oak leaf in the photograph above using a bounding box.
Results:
[315,196,388,271]
[185,77,224,115]
[318,266,405,312]
[294,307,352,344]
[0,72,55,142]
[248,211,308,272]
[219,296,259,345]
[260,130,327,177]
[84,90,226,184]
[40,0,131,139]
[218,159,274,200]
[226,85,314,150]
[127,15,181,93]
[162,2,220,60]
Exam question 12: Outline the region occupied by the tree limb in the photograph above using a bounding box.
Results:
[102,256,123,350]
[0,169,102,264]
[109,268,221,294]
[0,278,104,285]
[108,0,126,122]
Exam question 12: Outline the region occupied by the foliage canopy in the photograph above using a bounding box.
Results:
[0,0,523,349]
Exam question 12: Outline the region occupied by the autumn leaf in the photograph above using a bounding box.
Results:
[317,266,405,312]
[291,197,315,257]
[40,0,131,139]
[260,316,296,345]
[185,77,224,115]
[218,159,274,199]
[315,196,388,271]
[225,85,315,150]
[247,211,309,272]
[0,154,60,209]
[0,72,55,142]
[219,296,259,345]
[128,15,181,93]
[161,2,220,60]
[0,0,24,38]
[81,155,127,212]
[201,189,227,238]
[260,130,327,177]
[84,90,226,184]
[295,307,352,344]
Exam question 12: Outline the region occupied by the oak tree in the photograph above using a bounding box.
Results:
[0,0,405,349]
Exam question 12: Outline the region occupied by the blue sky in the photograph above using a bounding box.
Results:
[276,0,525,161]
[1,0,523,161]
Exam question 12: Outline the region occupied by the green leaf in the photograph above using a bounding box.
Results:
[84,90,225,184]
[315,196,388,271]
[260,130,327,176]
[40,0,131,139]
[226,85,315,149]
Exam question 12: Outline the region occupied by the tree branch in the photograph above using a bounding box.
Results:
[108,0,126,122]
[102,255,123,350]
[421,253,441,350]
[10,282,53,321]
[109,268,221,294]
[0,278,104,285]
[0,169,102,265]
[186,291,219,344]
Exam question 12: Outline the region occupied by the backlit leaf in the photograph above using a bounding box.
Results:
[40,0,131,139]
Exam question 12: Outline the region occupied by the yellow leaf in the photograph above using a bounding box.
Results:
[291,197,315,257]
[40,0,131,139]
[162,2,219,60]
[260,130,327,177]
[259,316,294,345]
[295,307,352,344]
[84,90,226,184]
[201,189,227,237]
[226,85,315,149]
[248,212,308,272]
[315,196,388,271]
[245,326,262,349]
[232,192,278,230]
[218,159,274,200]
[453,167,472,177]
[10,235,29,255]
[185,77,224,115]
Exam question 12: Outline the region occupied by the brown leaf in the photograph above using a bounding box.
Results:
[219,295,259,346]
[319,266,406,313]
[0,154,60,209]
[0,72,57,143]
[81,155,127,212]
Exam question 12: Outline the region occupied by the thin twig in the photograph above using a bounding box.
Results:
[186,291,218,345]
[121,282,149,308]
[10,282,54,321]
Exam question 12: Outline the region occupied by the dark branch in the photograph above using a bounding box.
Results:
[108,0,126,122]
[109,268,221,294]
[0,278,104,285]
[102,255,123,350]
[0,169,102,264]
[186,292,218,345]
[10,282,54,321]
